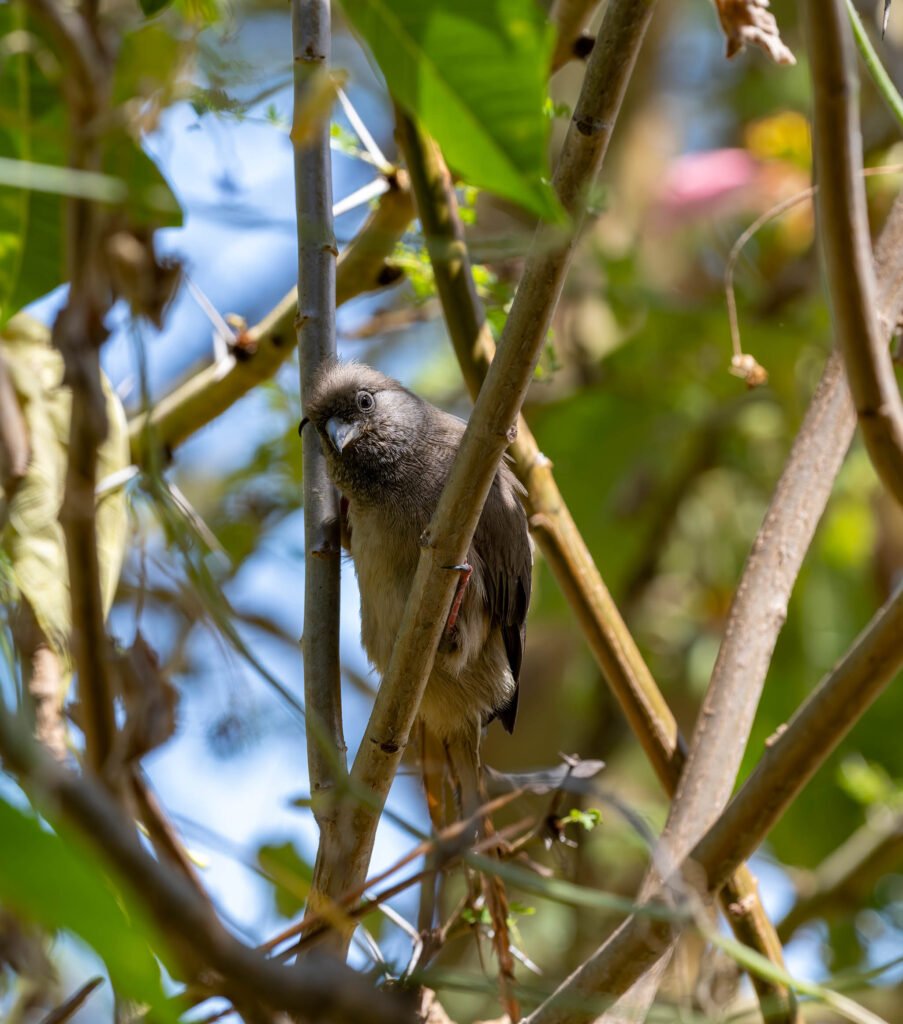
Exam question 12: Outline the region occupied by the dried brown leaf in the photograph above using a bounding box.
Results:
[713,0,796,65]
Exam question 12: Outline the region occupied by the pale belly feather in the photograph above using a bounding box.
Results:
[348,503,515,741]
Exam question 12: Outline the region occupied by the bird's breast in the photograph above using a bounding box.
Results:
[347,503,421,672]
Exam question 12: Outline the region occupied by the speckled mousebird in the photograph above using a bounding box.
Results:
[301,362,532,821]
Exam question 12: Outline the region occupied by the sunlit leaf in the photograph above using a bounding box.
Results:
[0,2,67,323]
[0,314,130,664]
[0,4,181,324]
[340,0,560,220]
[257,839,314,918]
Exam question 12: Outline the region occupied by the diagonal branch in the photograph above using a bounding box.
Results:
[128,177,413,464]
[524,579,903,1024]
[806,0,903,508]
[520,133,903,1024]
[394,110,798,1024]
[307,0,659,938]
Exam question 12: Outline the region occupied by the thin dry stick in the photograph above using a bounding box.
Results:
[524,581,903,1024]
[0,702,415,1024]
[394,113,798,1024]
[27,0,119,781]
[725,164,903,375]
[777,806,903,942]
[130,767,211,902]
[805,0,903,507]
[290,0,348,933]
[128,177,413,464]
[307,0,659,943]
[40,976,104,1024]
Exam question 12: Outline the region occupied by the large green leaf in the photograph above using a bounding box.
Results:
[340,0,559,220]
[0,2,67,322]
[0,314,130,664]
[0,5,182,325]
[0,793,178,1020]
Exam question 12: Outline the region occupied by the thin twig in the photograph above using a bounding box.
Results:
[291,0,347,944]
[39,976,104,1024]
[806,0,903,507]
[130,767,211,902]
[128,177,414,464]
[845,0,903,131]
[395,109,799,1024]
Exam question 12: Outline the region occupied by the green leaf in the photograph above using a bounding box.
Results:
[0,5,181,324]
[0,793,178,1020]
[562,807,602,831]
[0,3,67,322]
[340,0,560,220]
[0,314,130,665]
[256,840,314,918]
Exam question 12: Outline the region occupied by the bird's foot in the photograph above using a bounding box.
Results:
[440,562,472,647]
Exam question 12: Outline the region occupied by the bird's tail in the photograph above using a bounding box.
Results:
[439,727,520,1022]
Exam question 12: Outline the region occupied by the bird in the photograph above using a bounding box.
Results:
[301,362,532,826]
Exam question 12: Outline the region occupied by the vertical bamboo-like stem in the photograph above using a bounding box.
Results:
[291,0,348,925]
[806,0,903,507]
[395,111,799,1024]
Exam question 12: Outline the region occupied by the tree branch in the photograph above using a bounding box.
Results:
[31,0,119,781]
[0,702,414,1024]
[291,0,349,947]
[308,0,658,940]
[805,0,903,508]
[128,177,413,464]
[394,108,797,1024]
[695,584,903,886]
[524,579,903,1024]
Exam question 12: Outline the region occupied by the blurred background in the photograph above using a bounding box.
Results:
[6,0,903,1019]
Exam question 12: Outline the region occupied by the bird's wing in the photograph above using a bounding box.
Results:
[474,463,532,730]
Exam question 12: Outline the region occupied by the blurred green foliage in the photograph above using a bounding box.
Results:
[3,0,903,1018]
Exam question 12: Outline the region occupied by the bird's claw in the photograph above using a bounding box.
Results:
[441,562,473,641]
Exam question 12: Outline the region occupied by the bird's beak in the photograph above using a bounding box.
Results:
[325,416,360,454]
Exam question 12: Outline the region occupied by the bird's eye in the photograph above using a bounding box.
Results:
[356,390,375,413]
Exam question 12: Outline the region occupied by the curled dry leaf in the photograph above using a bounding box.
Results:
[0,313,130,669]
[713,0,796,65]
[730,352,769,388]
[113,632,179,766]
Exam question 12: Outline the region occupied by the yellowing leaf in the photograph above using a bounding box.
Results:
[0,313,130,669]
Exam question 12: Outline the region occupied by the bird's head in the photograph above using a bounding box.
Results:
[300,362,429,500]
